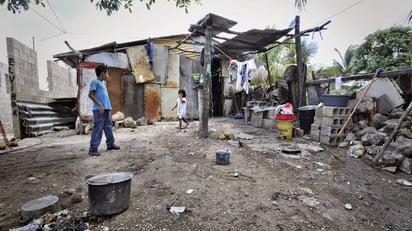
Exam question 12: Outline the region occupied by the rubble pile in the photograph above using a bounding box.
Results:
[346,108,412,174]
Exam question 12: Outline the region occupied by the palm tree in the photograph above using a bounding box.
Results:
[257,39,317,83]
[295,0,307,12]
[332,45,358,76]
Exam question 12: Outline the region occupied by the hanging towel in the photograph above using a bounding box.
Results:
[335,76,342,90]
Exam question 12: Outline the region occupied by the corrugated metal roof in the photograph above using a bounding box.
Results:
[53,34,196,68]
[216,28,293,59]
[53,13,293,66]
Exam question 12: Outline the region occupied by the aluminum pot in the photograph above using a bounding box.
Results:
[87,172,133,216]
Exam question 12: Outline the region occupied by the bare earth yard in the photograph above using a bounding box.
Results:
[0,118,411,230]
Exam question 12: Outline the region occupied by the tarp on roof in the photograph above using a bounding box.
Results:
[216,28,293,59]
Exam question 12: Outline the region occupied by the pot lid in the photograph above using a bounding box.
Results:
[87,172,133,186]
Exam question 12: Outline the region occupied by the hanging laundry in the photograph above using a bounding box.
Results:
[144,43,154,70]
[335,76,342,90]
[233,58,257,94]
[228,60,238,83]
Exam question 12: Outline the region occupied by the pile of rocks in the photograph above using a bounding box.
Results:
[344,108,412,174]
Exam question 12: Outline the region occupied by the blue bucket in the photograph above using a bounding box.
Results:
[216,150,230,165]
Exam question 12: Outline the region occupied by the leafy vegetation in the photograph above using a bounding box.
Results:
[332,44,358,76]
[0,0,201,15]
[256,38,317,85]
[353,26,412,73]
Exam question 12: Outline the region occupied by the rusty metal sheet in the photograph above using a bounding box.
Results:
[126,45,155,84]
[77,62,123,121]
[144,84,161,122]
[107,67,123,115]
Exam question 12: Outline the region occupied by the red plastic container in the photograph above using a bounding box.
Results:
[276,113,296,121]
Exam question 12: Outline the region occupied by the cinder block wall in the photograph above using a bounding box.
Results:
[6,37,78,137]
[0,62,12,132]
[47,60,77,98]
[6,37,49,103]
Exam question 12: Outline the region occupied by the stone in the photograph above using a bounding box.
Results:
[379,123,396,135]
[70,193,83,204]
[112,111,125,121]
[136,117,148,126]
[389,108,404,119]
[366,144,380,156]
[399,158,412,174]
[381,152,405,167]
[338,141,349,148]
[362,133,386,146]
[372,113,389,129]
[124,117,137,128]
[344,132,357,143]
[399,129,412,139]
[393,137,412,158]
[295,128,304,137]
[358,120,369,129]
[63,188,76,195]
[382,166,397,173]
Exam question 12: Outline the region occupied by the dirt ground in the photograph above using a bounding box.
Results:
[0,117,411,231]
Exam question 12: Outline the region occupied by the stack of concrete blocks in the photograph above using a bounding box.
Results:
[311,106,352,146]
[248,107,277,129]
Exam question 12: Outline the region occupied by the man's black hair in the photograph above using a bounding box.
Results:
[95,64,108,77]
[178,89,186,97]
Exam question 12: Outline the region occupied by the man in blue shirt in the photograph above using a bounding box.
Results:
[88,64,120,156]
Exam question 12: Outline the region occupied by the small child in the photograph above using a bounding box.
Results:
[171,89,190,132]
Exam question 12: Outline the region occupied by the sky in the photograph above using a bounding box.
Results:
[1,0,411,90]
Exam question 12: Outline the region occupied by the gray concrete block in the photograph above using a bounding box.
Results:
[316,106,352,117]
[318,116,350,127]
[250,111,264,128]
[310,124,320,142]
[262,118,276,129]
[320,135,344,146]
[320,126,349,136]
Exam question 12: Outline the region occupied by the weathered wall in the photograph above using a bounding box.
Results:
[6,37,49,103]
[6,37,77,137]
[179,55,200,119]
[123,74,144,120]
[0,62,12,132]
[47,61,77,98]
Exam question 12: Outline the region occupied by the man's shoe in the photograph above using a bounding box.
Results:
[107,144,120,150]
[89,151,101,156]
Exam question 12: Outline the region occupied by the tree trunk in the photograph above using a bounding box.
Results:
[199,26,213,138]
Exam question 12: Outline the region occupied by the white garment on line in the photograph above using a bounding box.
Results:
[335,76,342,90]
[233,59,257,94]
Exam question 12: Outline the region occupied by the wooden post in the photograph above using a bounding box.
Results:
[198,25,213,138]
[264,52,272,89]
[295,15,305,108]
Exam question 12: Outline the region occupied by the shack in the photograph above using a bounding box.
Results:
[53,13,293,131]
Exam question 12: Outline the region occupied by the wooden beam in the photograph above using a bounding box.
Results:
[306,67,412,85]
[189,24,242,35]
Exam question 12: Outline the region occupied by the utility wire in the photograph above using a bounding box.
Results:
[30,6,64,33]
[314,0,367,26]
[47,0,66,32]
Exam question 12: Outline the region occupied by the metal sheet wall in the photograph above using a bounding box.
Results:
[144,83,161,122]
[179,55,199,119]
[126,45,155,84]
[123,74,144,119]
